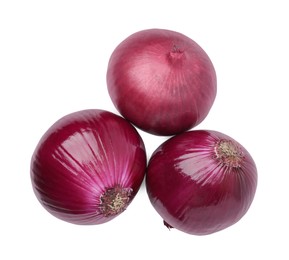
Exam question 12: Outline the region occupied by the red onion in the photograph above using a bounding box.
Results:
[106,28,217,136]
[146,130,257,235]
[30,109,147,225]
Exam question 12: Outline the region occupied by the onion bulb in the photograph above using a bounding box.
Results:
[106,28,217,136]
[146,130,257,235]
[30,109,147,225]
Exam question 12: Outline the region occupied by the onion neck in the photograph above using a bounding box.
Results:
[100,185,132,217]
[168,44,184,64]
[215,140,244,168]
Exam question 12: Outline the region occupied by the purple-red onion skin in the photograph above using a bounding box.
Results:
[31,109,147,225]
[146,130,258,235]
[107,28,217,136]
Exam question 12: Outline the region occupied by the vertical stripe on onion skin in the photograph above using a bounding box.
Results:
[31,109,147,225]
[106,28,217,136]
[146,130,257,235]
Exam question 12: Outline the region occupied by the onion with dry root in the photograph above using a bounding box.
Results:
[146,130,258,235]
[31,109,147,225]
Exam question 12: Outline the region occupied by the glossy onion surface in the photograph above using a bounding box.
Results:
[107,28,217,136]
[31,109,147,225]
[146,130,257,235]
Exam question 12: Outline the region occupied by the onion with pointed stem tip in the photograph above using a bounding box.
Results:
[146,130,257,235]
[107,28,217,136]
[31,109,147,225]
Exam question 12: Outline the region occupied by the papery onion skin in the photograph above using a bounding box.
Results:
[31,109,147,225]
[106,28,217,136]
[146,130,257,235]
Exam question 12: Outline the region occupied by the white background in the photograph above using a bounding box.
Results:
[1,0,288,259]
